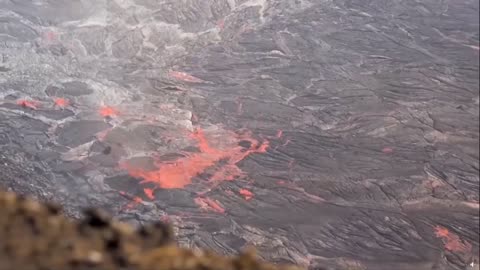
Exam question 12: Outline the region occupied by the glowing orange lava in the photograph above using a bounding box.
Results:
[119,191,143,210]
[123,128,269,192]
[54,98,69,108]
[17,99,39,110]
[194,197,225,213]
[239,189,254,200]
[99,106,119,117]
[434,225,472,253]
[143,188,155,200]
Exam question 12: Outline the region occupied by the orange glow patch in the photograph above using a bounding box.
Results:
[127,196,143,209]
[434,225,472,253]
[123,128,269,193]
[434,226,450,238]
[17,99,39,110]
[239,189,254,200]
[169,71,204,83]
[54,98,69,108]
[194,197,225,213]
[99,106,119,117]
[257,141,270,152]
[143,188,155,200]
[119,191,143,210]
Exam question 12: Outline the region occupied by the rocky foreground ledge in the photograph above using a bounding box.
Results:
[0,190,301,270]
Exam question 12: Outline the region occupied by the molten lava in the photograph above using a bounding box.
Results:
[17,99,39,110]
[54,98,69,108]
[143,188,155,200]
[239,189,254,200]
[119,191,144,210]
[123,128,269,192]
[99,106,119,117]
[194,197,225,213]
[434,225,472,253]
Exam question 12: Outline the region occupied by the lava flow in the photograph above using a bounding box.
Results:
[194,197,225,213]
[434,225,472,253]
[239,189,254,200]
[17,99,39,110]
[54,98,69,108]
[99,106,119,117]
[123,128,269,193]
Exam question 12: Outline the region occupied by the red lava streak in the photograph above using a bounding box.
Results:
[17,99,39,110]
[194,197,225,213]
[54,98,69,108]
[434,226,472,253]
[143,188,155,200]
[119,191,143,210]
[99,106,119,117]
[239,189,254,200]
[124,128,269,192]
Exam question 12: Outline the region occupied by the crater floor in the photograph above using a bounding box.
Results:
[0,0,478,269]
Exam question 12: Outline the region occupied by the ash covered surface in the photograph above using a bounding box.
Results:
[0,0,479,269]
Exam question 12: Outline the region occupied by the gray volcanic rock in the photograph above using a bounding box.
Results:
[0,0,479,269]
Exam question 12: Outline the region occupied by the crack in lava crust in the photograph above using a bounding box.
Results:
[121,128,269,194]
